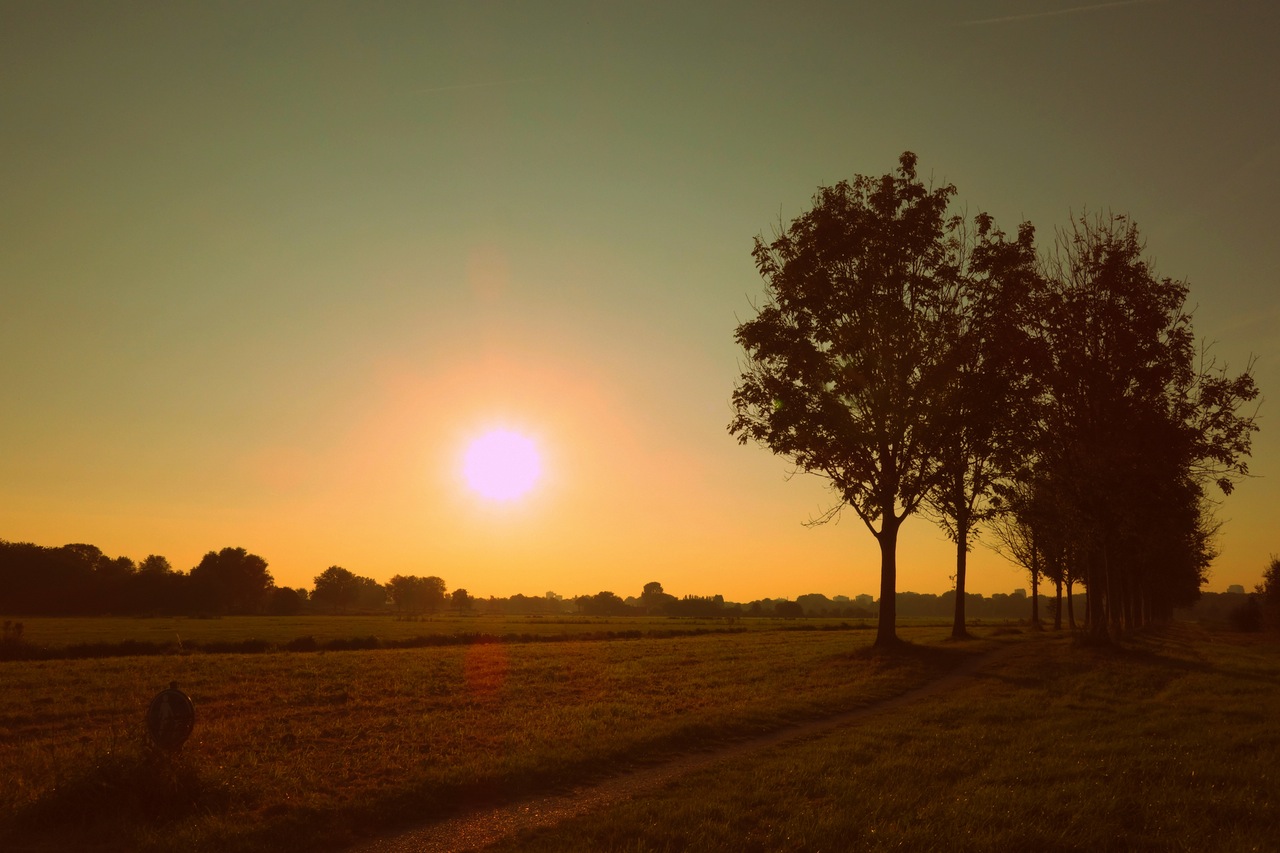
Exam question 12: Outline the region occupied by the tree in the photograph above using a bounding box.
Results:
[386,574,419,612]
[385,574,447,614]
[131,554,188,615]
[61,543,106,569]
[924,212,1045,638]
[730,152,964,648]
[354,575,388,610]
[0,543,195,616]
[574,591,632,616]
[640,581,677,615]
[1256,554,1280,634]
[988,469,1080,630]
[312,566,361,612]
[267,586,306,615]
[1034,213,1258,640]
[0,541,94,614]
[137,554,172,574]
[774,599,804,618]
[419,575,447,612]
[189,547,273,614]
[451,588,472,610]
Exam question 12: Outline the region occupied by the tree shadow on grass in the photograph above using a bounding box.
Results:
[845,638,981,674]
[1119,630,1280,690]
[4,742,240,852]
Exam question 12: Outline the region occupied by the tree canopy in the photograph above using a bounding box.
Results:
[385,574,447,614]
[189,547,274,615]
[312,566,363,612]
[732,156,1260,645]
[731,152,971,647]
[923,212,1045,638]
[1026,213,1259,639]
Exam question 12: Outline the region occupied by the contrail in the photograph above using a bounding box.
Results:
[418,78,540,96]
[959,0,1167,26]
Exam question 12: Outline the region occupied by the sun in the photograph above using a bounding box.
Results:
[462,429,543,501]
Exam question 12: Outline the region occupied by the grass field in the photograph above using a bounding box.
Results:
[3,619,1274,852]
[485,624,1280,852]
[4,613,892,655]
[1,621,970,852]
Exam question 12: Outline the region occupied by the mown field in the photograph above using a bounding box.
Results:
[3,613,873,652]
[487,624,1280,853]
[3,613,991,661]
[3,619,1275,852]
[1,621,971,852]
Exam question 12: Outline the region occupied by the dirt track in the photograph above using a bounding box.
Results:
[347,641,1017,853]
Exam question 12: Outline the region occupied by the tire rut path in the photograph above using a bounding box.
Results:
[348,642,1017,853]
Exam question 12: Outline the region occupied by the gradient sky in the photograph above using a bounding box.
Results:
[2,1,1276,601]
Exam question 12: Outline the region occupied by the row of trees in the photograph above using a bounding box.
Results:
[314,566,470,614]
[731,152,1259,647]
[0,542,472,616]
[0,543,288,616]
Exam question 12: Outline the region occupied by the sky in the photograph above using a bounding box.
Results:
[2,0,1277,602]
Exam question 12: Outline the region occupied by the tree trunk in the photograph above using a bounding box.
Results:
[1030,550,1040,627]
[874,518,901,649]
[1053,576,1063,630]
[1106,543,1123,638]
[1067,576,1077,630]
[1093,544,1113,643]
[1124,574,1138,631]
[951,515,970,640]
[1081,552,1094,632]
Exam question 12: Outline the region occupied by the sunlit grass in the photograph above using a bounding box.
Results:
[0,624,976,852]
[18,621,1259,852]
[486,625,1280,852]
[4,613,893,652]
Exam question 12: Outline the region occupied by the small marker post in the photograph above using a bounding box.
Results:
[146,681,195,752]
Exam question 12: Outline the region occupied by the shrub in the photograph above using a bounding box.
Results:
[1228,598,1263,632]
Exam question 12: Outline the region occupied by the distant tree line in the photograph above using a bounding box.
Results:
[0,542,296,616]
[0,541,471,617]
[730,152,1260,647]
[2,540,1097,623]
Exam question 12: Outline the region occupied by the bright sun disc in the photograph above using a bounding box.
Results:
[462,429,542,501]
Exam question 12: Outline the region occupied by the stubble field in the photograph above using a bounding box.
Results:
[486,625,1280,853]
[1,619,963,852]
[2,618,1276,852]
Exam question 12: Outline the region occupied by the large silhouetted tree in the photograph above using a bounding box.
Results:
[730,152,964,648]
[924,212,1045,639]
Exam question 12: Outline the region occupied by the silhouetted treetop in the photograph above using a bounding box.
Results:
[190,547,273,615]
